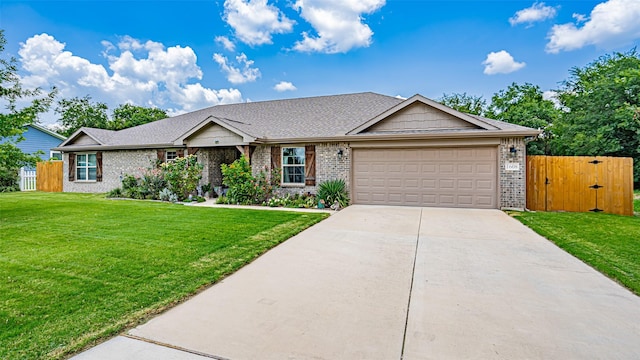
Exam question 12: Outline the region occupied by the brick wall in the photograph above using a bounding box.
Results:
[63,150,157,193]
[498,137,526,209]
[251,142,350,196]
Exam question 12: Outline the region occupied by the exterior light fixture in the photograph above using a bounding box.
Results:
[337,149,344,160]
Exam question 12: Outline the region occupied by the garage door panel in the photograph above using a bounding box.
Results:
[353,147,497,209]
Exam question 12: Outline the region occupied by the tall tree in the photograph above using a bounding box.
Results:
[109,104,167,130]
[55,95,109,137]
[487,83,560,155]
[0,30,56,191]
[439,92,486,116]
[553,49,640,184]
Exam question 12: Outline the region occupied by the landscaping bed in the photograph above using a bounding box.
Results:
[0,192,328,359]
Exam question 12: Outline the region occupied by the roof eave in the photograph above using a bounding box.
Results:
[255,129,541,145]
[53,143,177,152]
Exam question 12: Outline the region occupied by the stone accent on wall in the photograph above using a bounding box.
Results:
[499,137,526,209]
[193,147,241,188]
[250,142,351,196]
[63,150,157,193]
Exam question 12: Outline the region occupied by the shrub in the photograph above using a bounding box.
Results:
[161,155,203,200]
[106,187,123,198]
[317,179,349,209]
[221,156,276,205]
[159,188,178,203]
[116,157,202,201]
[0,166,20,192]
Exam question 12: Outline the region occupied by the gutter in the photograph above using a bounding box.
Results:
[252,129,541,145]
[55,129,541,151]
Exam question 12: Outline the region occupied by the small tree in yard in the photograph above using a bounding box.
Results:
[162,155,203,200]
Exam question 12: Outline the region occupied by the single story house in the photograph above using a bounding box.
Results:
[54,92,539,209]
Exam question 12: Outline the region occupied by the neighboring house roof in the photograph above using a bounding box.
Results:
[56,92,539,151]
[29,124,67,141]
[1,124,67,162]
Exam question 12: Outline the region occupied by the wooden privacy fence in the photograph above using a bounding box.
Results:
[36,161,63,192]
[527,156,634,216]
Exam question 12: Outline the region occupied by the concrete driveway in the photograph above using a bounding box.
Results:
[74,206,640,359]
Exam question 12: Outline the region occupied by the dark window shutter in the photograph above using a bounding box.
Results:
[156,150,165,167]
[96,151,103,182]
[177,149,185,158]
[305,145,316,186]
[68,153,76,182]
[271,146,281,170]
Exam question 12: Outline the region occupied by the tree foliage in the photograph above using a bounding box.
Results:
[553,50,640,183]
[0,30,55,191]
[55,97,167,135]
[110,104,167,130]
[439,92,486,116]
[487,83,560,155]
[55,95,109,137]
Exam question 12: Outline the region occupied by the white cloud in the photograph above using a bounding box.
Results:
[292,0,386,54]
[546,0,640,53]
[215,36,236,52]
[572,13,587,23]
[482,50,526,75]
[18,33,243,119]
[542,90,562,108]
[509,2,557,26]
[274,81,297,92]
[223,0,295,46]
[213,53,261,84]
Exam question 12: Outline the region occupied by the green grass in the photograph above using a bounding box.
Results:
[634,189,639,213]
[0,192,328,359]
[511,210,640,296]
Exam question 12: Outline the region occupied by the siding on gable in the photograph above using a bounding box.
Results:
[71,134,100,146]
[186,124,244,147]
[364,102,479,133]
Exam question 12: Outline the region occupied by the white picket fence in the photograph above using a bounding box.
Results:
[19,168,37,191]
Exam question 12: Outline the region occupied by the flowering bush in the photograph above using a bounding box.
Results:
[221,156,276,205]
[108,155,203,201]
[161,155,203,200]
[264,193,316,208]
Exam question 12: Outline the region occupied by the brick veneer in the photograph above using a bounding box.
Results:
[498,137,527,209]
[63,150,157,193]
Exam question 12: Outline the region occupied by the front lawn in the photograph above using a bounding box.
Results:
[511,210,640,296]
[0,192,328,359]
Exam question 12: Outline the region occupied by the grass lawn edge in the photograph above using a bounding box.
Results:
[507,209,640,297]
[60,211,328,359]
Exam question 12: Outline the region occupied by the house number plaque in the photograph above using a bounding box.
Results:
[505,163,520,171]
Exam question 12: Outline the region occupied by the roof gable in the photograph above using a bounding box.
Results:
[348,94,499,135]
[57,127,112,148]
[176,117,255,146]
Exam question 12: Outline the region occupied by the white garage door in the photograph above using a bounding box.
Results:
[352,147,497,208]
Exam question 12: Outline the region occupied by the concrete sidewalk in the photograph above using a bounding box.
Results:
[73,206,640,359]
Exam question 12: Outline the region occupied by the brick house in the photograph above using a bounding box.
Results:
[54,92,539,209]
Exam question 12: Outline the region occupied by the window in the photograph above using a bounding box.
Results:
[50,151,62,160]
[166,151,178,162]
[282,147,305,185]
[76,153,97,181]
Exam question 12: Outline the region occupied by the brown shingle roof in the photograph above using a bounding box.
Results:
[57,92,539,151]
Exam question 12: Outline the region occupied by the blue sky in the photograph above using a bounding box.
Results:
[1,0,639,126]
